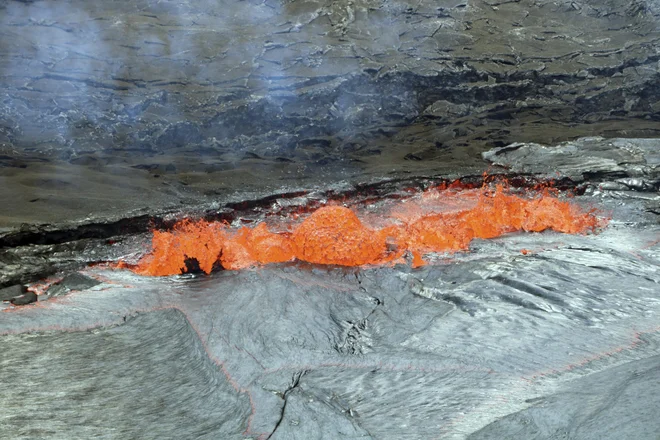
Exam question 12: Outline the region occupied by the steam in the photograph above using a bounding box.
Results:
[0,0,449,165]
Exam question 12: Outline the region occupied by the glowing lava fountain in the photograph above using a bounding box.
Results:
[121,182,606,276]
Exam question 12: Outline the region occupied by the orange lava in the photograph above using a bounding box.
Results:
[124,184,606,276]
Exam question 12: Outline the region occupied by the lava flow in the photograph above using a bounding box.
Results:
[121,182,606,276]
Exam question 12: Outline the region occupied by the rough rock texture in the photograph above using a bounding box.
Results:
[483,136,660,186]
[483,136,660,214]
[1,0,660,227]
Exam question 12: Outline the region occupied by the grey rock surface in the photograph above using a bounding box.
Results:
[483,136,660,185]
[482,136,660,215]
[1,309,252,439]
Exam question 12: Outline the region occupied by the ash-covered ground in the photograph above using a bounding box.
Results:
[1,138,658,439]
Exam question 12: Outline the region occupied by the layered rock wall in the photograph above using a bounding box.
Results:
[2,0,658,161]
[0,0,659,226]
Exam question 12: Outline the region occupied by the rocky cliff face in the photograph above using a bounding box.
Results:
[1,0,659,226]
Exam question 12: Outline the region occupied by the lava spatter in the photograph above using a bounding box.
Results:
[292,206,390,266]
[124,182,606,276]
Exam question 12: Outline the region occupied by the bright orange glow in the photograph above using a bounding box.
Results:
[123,183,606,276]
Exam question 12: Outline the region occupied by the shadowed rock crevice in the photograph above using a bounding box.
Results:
[267,370,307,440]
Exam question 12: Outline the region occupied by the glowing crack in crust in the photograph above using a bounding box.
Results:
[123,184,606,276]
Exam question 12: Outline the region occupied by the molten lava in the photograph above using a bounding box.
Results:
[124,183,605,276]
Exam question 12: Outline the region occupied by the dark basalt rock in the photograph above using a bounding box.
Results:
[1,0,658,437]
[9,290,37,305]
[0,284,27,301]
[46,272,101,298]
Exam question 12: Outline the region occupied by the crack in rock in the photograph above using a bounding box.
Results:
[266,370,307,439]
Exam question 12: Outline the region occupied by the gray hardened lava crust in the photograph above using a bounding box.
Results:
[468,355,660,440]
[1,0,660,439]
[0,310,252,439]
